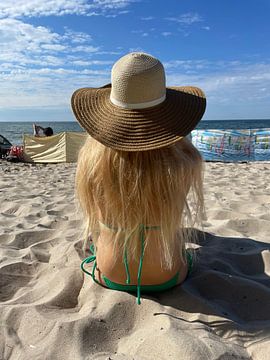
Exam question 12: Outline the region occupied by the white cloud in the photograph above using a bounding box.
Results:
[91,0,133,10]
[119,10,130,14]
[165,61,270,108]
[131,29,152,37]
[166,13,203,25]
[129,47,145,53]
[72,60,113,66]
[161,32,172,37]
[164,59,210,70]
[96,50,122,55]
[1,55,270,120]
[71,45,100,53]
[0,16,115,109]
[0,0,134,18]
[0,18,59,46]
[141,16,154,21]
[164,61,270,119]
[63,28,92,43]
[0,66,110,107]
[41,44,67,51]
[28,68,109,75]
[0,18,64,66]
[0,18,101,68]
[0,0,89,18]
[1,8,268,120]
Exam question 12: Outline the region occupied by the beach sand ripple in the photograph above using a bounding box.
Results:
[0,161,270,359]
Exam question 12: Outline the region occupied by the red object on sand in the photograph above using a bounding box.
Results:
[9,145,24,160]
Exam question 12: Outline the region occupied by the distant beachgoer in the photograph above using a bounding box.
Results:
[33,124,54,137]
[72,52,206,304]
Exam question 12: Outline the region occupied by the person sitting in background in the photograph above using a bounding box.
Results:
[33,123,54,137]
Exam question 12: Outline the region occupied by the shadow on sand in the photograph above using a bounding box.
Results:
[148,230,270,345]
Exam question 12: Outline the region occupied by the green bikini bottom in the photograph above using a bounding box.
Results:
[81,243,193,305]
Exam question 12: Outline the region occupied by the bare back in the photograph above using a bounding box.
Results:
[94,226,188,286]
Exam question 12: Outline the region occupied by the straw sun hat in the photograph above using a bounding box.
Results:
[71,52,206,151]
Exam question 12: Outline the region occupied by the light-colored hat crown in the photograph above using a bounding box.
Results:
[110,52,166,109]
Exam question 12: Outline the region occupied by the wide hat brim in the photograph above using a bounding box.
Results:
[71,85,206,151]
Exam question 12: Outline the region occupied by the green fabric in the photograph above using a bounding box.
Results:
[80,223,193,304]
[136,224,146,304]
[102,272,179,292]
[98,222,161,304]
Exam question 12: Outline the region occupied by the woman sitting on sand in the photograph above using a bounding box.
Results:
[72,52,206,304]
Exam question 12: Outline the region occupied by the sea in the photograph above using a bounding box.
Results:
[1,119,270,145]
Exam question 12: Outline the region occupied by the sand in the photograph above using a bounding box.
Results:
[0,161,270,360]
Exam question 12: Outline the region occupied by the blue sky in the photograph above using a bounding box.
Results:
[0,0,269,122]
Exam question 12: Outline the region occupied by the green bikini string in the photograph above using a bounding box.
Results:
[119,224,159,304]
[82,223,189,305]
[136,224,145,305]
[80,225,147,304]
[80,254,96,277]
[100,222,159,305]
[80,242,98,283]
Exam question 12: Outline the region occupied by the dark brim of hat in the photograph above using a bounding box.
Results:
[71,85,206,151]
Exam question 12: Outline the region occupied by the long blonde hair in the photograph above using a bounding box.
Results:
[76,136,204,269]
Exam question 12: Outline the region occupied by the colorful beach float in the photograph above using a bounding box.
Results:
[191,129,270,162]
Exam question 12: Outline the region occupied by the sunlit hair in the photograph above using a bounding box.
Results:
[76,136,204,269]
